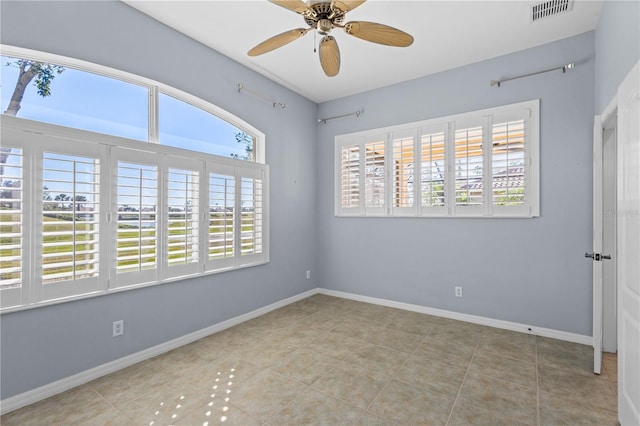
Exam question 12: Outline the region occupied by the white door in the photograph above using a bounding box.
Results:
[617,61,640,426]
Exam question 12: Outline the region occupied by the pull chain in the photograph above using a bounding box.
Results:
[313,30,317,53]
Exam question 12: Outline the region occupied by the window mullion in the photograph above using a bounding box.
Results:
[483,115,493,216]
[415,128,422,216]
[149,85,159,144]
[445,122,455,216]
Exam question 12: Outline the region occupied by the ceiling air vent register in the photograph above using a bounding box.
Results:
[531,0,574,22]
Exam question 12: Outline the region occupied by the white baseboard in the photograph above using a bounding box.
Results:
[317,288,592,346]
[0,288,317,415]
[2,286,592,414]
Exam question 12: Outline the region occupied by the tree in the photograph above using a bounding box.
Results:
[1,59,65,174]
[230,131,254,161]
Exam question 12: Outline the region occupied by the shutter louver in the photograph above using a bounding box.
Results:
[167,168,199,266]
[116,162,158,274]
[454,127,484,206]
[420,132,446,208]
[0,148,23,288]
[209,173,235,260]
[392,136,414,208]
[492,120,526,206]
[42,152,100,284]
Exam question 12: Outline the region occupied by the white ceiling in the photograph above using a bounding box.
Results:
[124,0,603,103]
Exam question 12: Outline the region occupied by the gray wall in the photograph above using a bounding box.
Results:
[316,32,596,336]
[0,1,317,399]
[594,0,640,113]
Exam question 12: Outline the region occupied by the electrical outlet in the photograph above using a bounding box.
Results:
[306,270,311,280]
[455,286,463,297]
[112,320,124,337]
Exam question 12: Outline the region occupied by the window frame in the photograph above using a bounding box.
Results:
[0,115,269,313]
[335,100,540,218]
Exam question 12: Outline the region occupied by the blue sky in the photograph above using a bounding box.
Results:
[0,56,248,158]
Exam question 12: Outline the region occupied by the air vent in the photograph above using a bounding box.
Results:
[531,0,574,22]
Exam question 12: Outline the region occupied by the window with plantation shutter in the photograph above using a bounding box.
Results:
[207,169,235,269]
[364,139,385,213]
[166,165,200,277]
[0,146,25,308]
[340,145,360,212]
[392,133,415,212]
[454,126,484,209]
[41,152,101,285]
[239,173,264,264]
[420,129,447,212]
[335,99,539,218]
[492,120,526,206]
[114,159,158,286]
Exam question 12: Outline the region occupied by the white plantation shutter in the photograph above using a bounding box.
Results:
[364,138,386,215]
[391,132,416,215]
[0,144,27,308]
[165,161,201,278]
[207,165,235,271]
[420,127,447,215]
[113,153,159,287]
[453,125,484,214]
[36,141,105,302]
[334,100,539,218]
[340,145,360,213]
[238,168,267,266]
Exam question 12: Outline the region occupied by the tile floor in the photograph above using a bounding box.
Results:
[1,295,619,425]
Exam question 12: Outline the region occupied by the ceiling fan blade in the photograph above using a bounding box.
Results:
[270,0,315,16]
[248,28,310,56]
[344,21,414,47]
[331,0,366,13]
[319,35,340,77]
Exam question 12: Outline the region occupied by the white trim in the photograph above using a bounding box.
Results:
[317,288,592,345]
[0,288,317,415]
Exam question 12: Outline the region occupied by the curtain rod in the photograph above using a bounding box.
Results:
[237,83,286,109]
[318,110,362,124]
[490,62,575,87]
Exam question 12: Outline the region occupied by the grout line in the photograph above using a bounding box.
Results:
[444,337,481,425]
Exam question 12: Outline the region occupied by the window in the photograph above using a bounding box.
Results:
[0,119,269,310]
[0,46,269,312]
[335,100,539,218]
[0,47,262,163]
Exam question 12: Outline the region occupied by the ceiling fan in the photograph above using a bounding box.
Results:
[247,0,414,77]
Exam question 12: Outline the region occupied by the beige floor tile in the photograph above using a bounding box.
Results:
[386,309,440,335]
[448,400,534,426]
[537,336,592,357]
[304,329,362,359]
[355,411,397,425]
[185,353,262,390]
[477,332,537,363]
[539,391,618,425]
[538,345,593,375]
[1,388,112,426]
[117,381,211,425]
[413,335,476,367]
[232,339,299,368]
[538,365,617,412]
[603,352,618,382]
[267,387,363,425]
[179,336,229,363]
[229,369,305,422]
[79,408,133,426]
[428,322,484,347]
[173,401,261,426]
[342,341,410,376]
[365,326,424,353]
[292,309,351,331]
[469,349,537,387]
[395,354,466,398]
[311,361,390,409]
[368,379,454,425]
[267,322,328,346]
[334,317,388,341]
[270,347,341,385]
[457,373,537,424]
[89,360,182,407]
